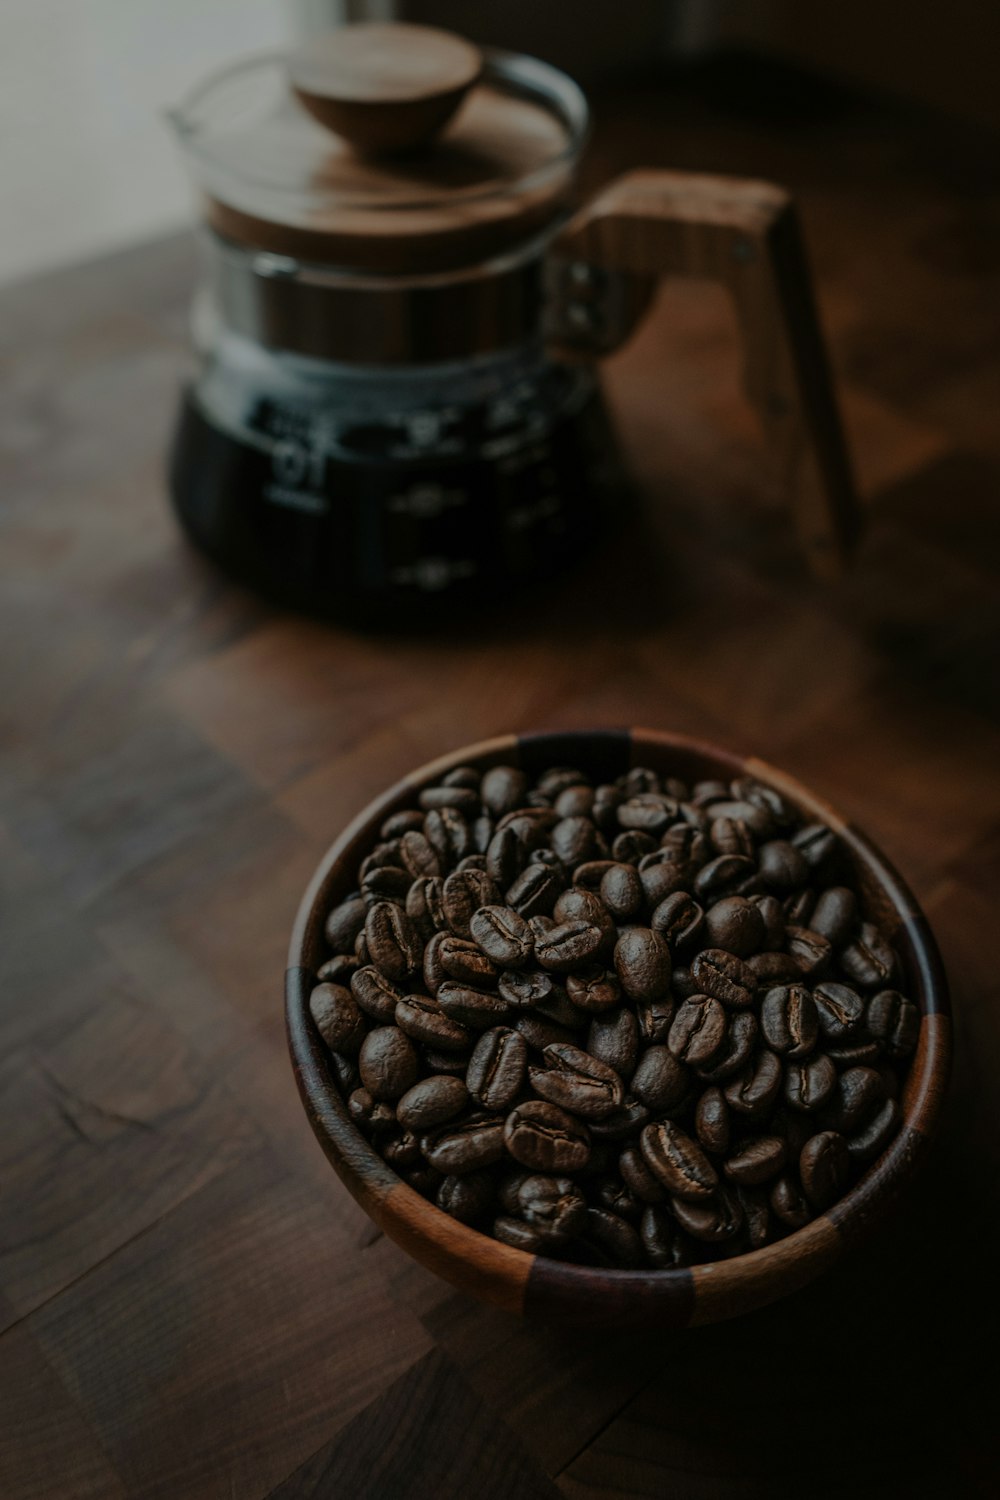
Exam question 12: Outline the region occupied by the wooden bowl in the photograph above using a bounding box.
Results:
[286,729,950,1328]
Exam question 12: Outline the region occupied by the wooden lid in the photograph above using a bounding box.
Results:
[173,27,588,274]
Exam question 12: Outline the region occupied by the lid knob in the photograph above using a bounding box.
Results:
[288,22,483,155]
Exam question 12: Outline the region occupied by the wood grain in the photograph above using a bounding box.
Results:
[2,53,998,1498]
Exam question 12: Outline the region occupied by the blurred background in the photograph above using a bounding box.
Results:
[1,0,996,286]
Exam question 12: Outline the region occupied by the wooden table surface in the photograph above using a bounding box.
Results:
[2,59,999,1500]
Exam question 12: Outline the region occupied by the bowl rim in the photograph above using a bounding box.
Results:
[286,727,950,1326]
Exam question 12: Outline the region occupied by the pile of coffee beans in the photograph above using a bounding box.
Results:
[310,760,919,1268]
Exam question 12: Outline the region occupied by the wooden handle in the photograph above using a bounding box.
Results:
[552,169,861,577]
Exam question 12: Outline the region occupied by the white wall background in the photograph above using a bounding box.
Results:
[0,0,347,286]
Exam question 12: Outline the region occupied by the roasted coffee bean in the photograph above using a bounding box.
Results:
[588,1098,652,1141]
[427,933,499,991]
[515,1013,577,1052]
[503,1100,591,1172]
[565,966,622,1013]
[613,830,656,862]
[529,1043,624,1120]
[328,1054,358,1095]
[724,1049,782,1117]
[747,951,802,984]
[841,923,897,988]
[472,814,494,855]
[497,1171,531,1215]
[787,926,832,978]
[424,806,471,865]
[821,1066,885,1133]
[535,920,605,971]
[791,822,838,870]
[317,953,359,984]
[437,1170,495,1224]
[553,887,610,929]
[651,892,704,949]
[614,927,672,1002]
[485,825,524,888]
[495,807,559,843]
[760,985,818,1058]
[631,1046,688,1111]
[710,814,755,859]
[770,1173,812,1229]
[617,793,676,834]
[671,1186,743,1243]
[492,1216,545,1251]
[696,1011,758,1083]
[785,1052,837,1112]
[812,981,866,1042]
[600,863,644,921]
[347,966,401,1026]
[639,859,692,906]
[423,1047,469,1076]
[381,808,426,839]
[470,905,533,967]
[640,1121,718,1200]
[408,1165,445,1196]
[757,839,808,892]
[554,784,596,820]
[637,994,676,1043]
[324,895,368,953]
[506,862,563,918]
[366,902,420,982]
[588,1007,640,1076]
[551,815,604,868]
[573,859,617,893]
[668,995,726,1065]
[800,1130,850,1208]
[442,869,501,938]
[498,970,555,1009]
[785,894,816,930]
[396,1075,469,1131]
[810,886,857,946]
[358,1026,419,1101]
[422,1114,505,1174]
[383,1131,421,1170]
[406,875,447,938]
[348,1086,396,1135]
[360,864,411,904]
[481,765,528,817]
[442,766,481,790]
[530,987,581,1029]
[310,982,366,1055]
[846,1097,900,1164]
[517,1174,587,1240]
[694,1086,731,1154]
[593,1177,642,1222]
[619,1144,665,1203]
[867,990,919,1059]
[737,1186,771,1248]
[419,785,479,815]
[467,1027,527,1111]
[691,948,756,1008]
[584,1206,644,1266]
[704,798,772,837]
[640,1204,689,1267]
[826,1040,881,1065]
[437,981,510,1029]
[397,829,441,880]
[694,855,756,901]
[538,766,589,798]
[751,895,786,949]
[396,995,471,1052]
[704,896,765,958]
[723,1135,787,1186]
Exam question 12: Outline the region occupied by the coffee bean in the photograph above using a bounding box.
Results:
[382,1131,421,1170]
[639,1121,718,1200]
[841,923,897,988]
[723,1135,787,1186]
[492,1215,546,1251]
[787,926,832,978]
[485,825,524,888]
[395,995,471,1053]
[406,876,446,939]
[695,1011,758,1083]
[419,785,480,815]
[441,869,502,938]
[631,1046,688,1111]
[710,815,755,859]
[821,1066,885,1133]
[551,815,604,868]
[737,1186,771,1248]
[867,990,919,1059]
[639,859,693,907]
[651,892,704,949]
[846,1097,900,1164]
[747,951,802,984]
[588,1098,652,1141]
[437,981,510,1029]
[422,1114,505,1174]
[565,966,622,1013]
[424,807,471,865]
[704,896,765,958]
[812,981,866,1043]
[348,1086,396,1135]
[760,985,819,1058]
[784,1052,837,1112]
[584,1206,644,1266]
[503,1101,591,1172]
[593,1177,642,1222]
[671,1187,743,1243]
[770,1173,812,1228]
[310,982,366,1055]
[554,785,596,820]
[427,933,499,992]
[614,927,672,1002]
[619,1144,665,1203]
[751,894,786,949]
[529,1043,624,1120]
[396,829,440,880]
[443,766,481,791]
[791,823,839,870]
[587,1008,640,1076]
[467,1027,527,1111]
[600,863,644,921]
[514,1013,577,1052]
[800,1130,850,1208]
[317,953,359,985]
[324,895,368,953]
[469,905,533,968]
[640,1204,688,1267]
[505,862,563,918]
[366,902,420,982]
[693,1086,730,1155]
[695,854,756,901]
[553,887,610,929]
[397,1075,469,1131]
[538,766,589,799]
[329,1053,359,1094]
[422,1047,468,1076]
[535,920,605,971]
[618,793,676,834]
[636,994,676,1043]
[691,949,756,1008]
[757,839,809,892]
[359,1026,419,1101]
[723,1047,782,1118]
[498,970,555,1009]
[810,886,857,946]
[668,995,727,1066]
[381,809,426,839]
[613,830,656,862]
[481,765,528,816]
[517,1174,588,1240]
[437,1170,495,1225]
